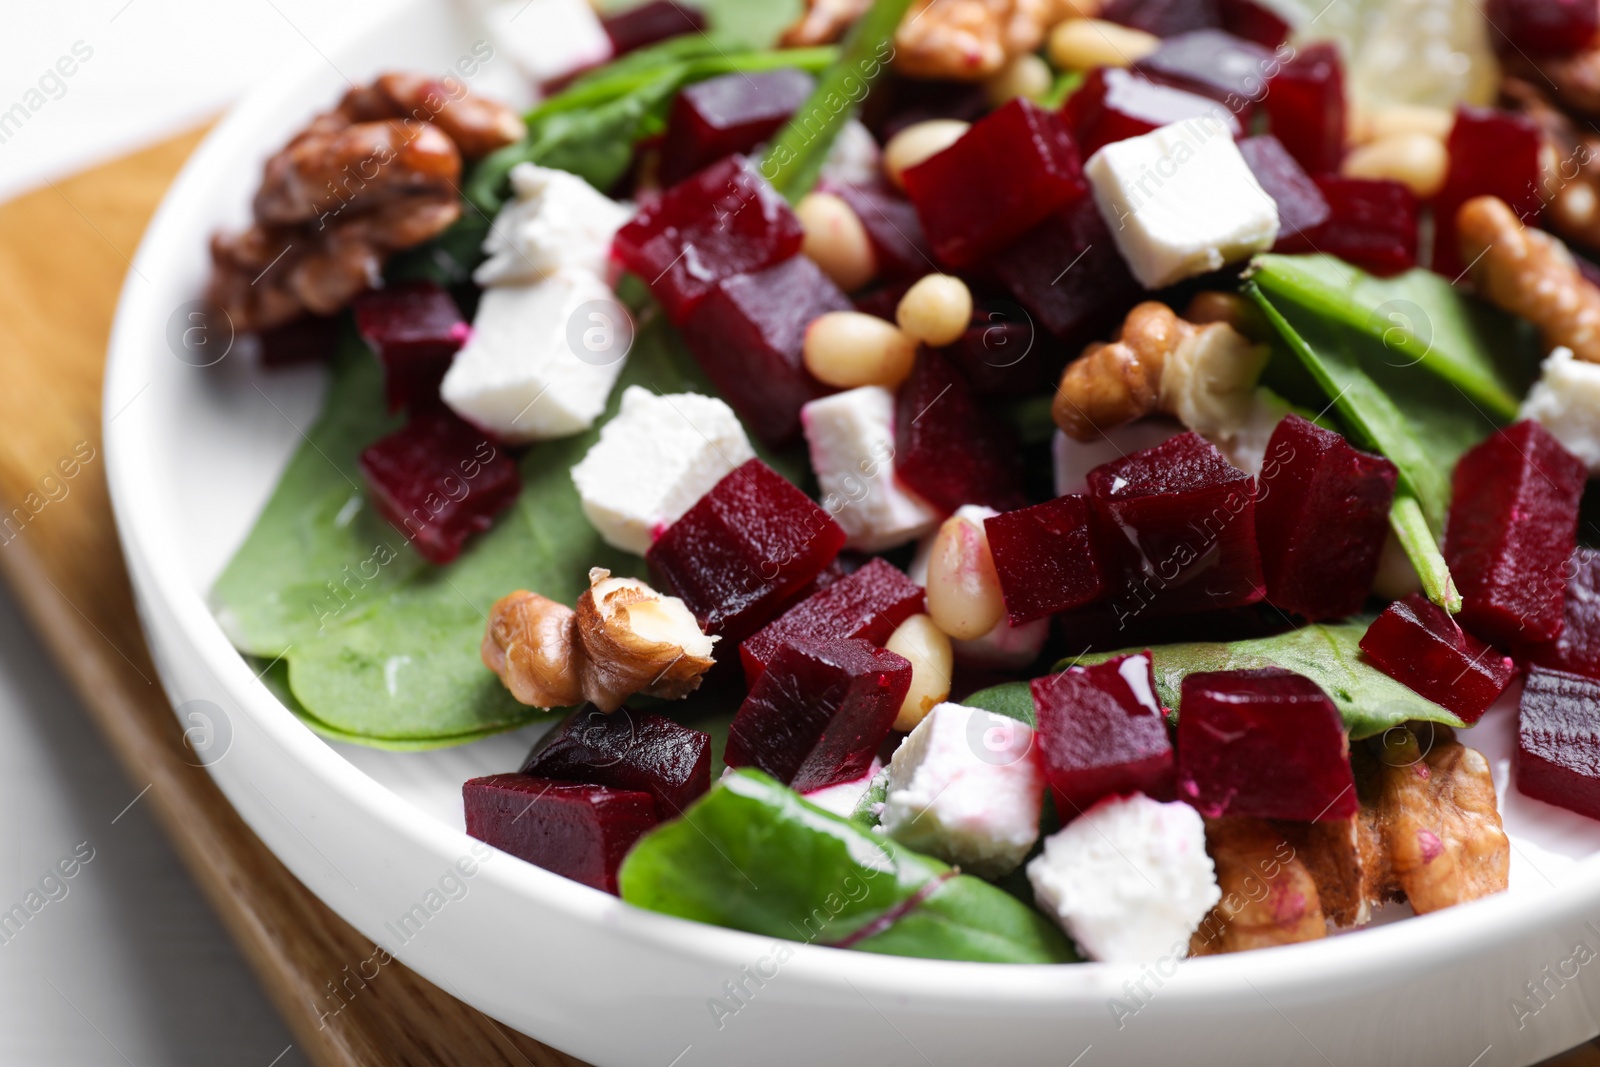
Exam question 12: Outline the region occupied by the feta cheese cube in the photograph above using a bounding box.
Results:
[476,163,635,287]
[1086,118,1280,289]
[482,0,612,86]
[571,386,756,554]
[880,702,1044,878]
[1522,346,1600,473]
[1027,793,1220,962]
[908,505,1049,670]
[801,386,942,552]
[441,269,627,443]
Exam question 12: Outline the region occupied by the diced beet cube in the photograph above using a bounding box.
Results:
[986,495,1118,624]
[894,349,1028,514]
[1032,652,1175,815]
[462,774,657,894]
[740,558,925,684]
[993,197,1142,346]
[521,706,712,815]
[724,637,911,791]
[1262,41,1346,175]
[1278,177,1419,276]
[1134,30,1275,119]
[258,313,341,368]
[680,255,844,446]
[831,183,933,281]
[354,282,469,412]
[936,312,1067,398]
[646,459,847,643]
[1256,414,1397,620]
[660,70,815,185]
[1087,431,1264,618]
[1445,421,1586,647]
[1176,668,1357,821]
[901,98,1087,269]
[1359,593,1515,724]
[1523,548,1600,678]
[1488,0,1600,55]
[1433,107,1543,277]
[1056,599,1291,653]
[1219,0,1291,47]
[1518,666,1600,819]
[358,410,521,565]
[1101,0,1222,36]
[602,0,706,56]
[1237,135,1331,249]
[1064,67,1241,157]
[612,156,803,324]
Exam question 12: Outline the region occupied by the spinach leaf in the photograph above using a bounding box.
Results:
[618,770,1078,963]
[849,769,888,829]
[961,681,1037,726]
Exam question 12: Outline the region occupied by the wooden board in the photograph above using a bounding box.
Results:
[0,124,1595,1067]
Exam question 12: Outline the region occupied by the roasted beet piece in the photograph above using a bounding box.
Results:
[680,255,844,446]
[358,409,520,565]
[936,310,1067,398]
[1488,0,1599,55]
[1262,41,1345,175]
[831,183,933,281]
[353,281,469,412]
[1134,29,1275,118]
[894,349,1027,514]
[660,70,815,185]
[1523,548,1600,678]
[521,705,712,815]
[646,459,847,643]
[901,98,1086,269]
[1176,668,1358,821]
[740,557,925,684]
[1433,107,1543,277]
[602,0,707,56]
[1101,0,1222,36]
[986,495,1118,624]
[1360,593,1515,724]
[1032,652,1174,815]
[1279,177,1419,275]
[1064,67,1240,157]
[1087,431,1264,618]
[611,155,803,324]
[1256,414,1397,620]
[1219,0,1290,47]
[724,637,911,791]
[462,774,657,894]
[1518,666,1600,819]
[1445,420,1586,647]
[1237,135,1330,249]
[993,197,1143,346]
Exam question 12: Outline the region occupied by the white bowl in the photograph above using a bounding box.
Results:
[104,3,1600,1063]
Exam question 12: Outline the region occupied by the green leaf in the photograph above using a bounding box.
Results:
[848,769,887,829]
[962,681,1036,726]
[619,770,1078,963]
[1389,491,1462,613]
[1073,622,1467,740]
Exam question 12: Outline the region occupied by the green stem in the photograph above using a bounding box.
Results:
[1390,491,1462,613]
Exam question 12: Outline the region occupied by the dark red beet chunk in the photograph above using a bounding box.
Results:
[1101,0,1222,36]
[1445,421,1586,647]
[901,98,1086,269]
[1523,548,1600,678]
[660,70,815,185]
[831,183,933,281]
[1219,0,1290,47]
[1031,652,1174,815]
[937,311,1067,398]
[354,282,469,412]
[1278,177,1419,275]
[724,637,911,791]
[1488,0,1599,55]
[1064,67,1240,157]
[1256,413,1397,620]
[462,774,656,894]
[602,0,706,56]
[1262,41,1345,175]
[894,349,1027,514]
[740,558,924,684]
[1176,668,1357,821]
[358,410,520,565]
[993,196,1142,346]
[1360,593,1515,724]
[258,314,341,368]
[986,495,1118,624]
[1087,431,1264,619]
[611,156,803,324]
[646,459,847,644]
[680,255,844,445]
[1518,666,1600,819]
[521,706,711,816]
[1433,107,1543,277]
[1134,30,1275,119]
[1236,135,1331,249]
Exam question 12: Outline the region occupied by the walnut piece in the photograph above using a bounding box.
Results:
[1501,77,1600,255]
[1191,818,1327,956]
[1506,48,1600,122]
[483,591,585,709]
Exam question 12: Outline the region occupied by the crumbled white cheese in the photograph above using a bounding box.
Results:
[801,386,941,552]
[571,386,756,554]
[476,163,634,287]
[1086,118,1280,289]
[819,120,882,188]
[482,0,612,85]
[1522,346,1600,473]
[1027,793,1220,962]
[908,505,1049,669]
[802,760,883,818]
[880,702,1044,878]
[1052,420,1184,497]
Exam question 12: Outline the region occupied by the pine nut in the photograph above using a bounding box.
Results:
[802,311,918,389]
[1047,18,1161,71]
[886,613,953,732]
[1341,133,1449,199]
[896,273,973,347]
[1352,103,1454,146]
[883,120,969,190]
[925,513,1006,640]
[984,53,1053,106]
[797,191,877,292]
